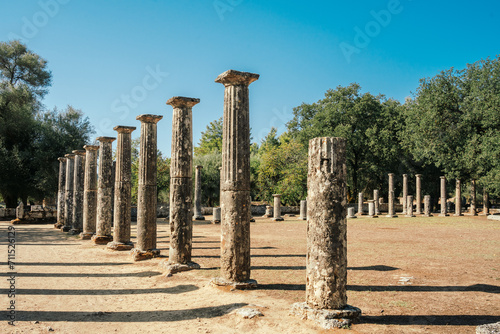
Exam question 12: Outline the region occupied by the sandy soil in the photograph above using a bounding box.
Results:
[0,214,499,333]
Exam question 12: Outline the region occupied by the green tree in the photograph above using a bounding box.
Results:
[193,152,222,207]
[194,117,223,156]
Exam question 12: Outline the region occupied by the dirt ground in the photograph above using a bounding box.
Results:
[1,214,499,333]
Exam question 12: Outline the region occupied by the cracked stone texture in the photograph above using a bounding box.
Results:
[64,154,75,229]
[387,173,396,217]
[193,165,204,219]
[373,189,380,215]
[300,200,307,220]
[169,177,193,263]
[440,176,448,216]
[424,195,432,217]
[71,150,86,233]
[82,145,99,237]
[57,157,67,227]
[95,137,116,240]
[416,174,422,214]
[402,174,408,214]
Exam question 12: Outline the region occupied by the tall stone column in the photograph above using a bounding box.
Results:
[291,137,360,329]
[107,126,136,250]
[193,165,205,220]
[55,157,66,229]
[405,196,415,217]
[483,190,490,215]
[131,114,163,261]
[92,137,116,244]
[439,176,449,216]
[470,179,477,216]
[70,150,86,234]
[424,195,432,217]
[272,194,284,221]
[62,154,75,232]
[212,69,259,288]
[162,96,200,273]
[357,192,363,216]
[373,189,380,215]
[300,200,307,220]
[454,179,463,216]
[415,174,422,214]
[386,173,397,217]
[402,174,408,214]
[81,145,99,239]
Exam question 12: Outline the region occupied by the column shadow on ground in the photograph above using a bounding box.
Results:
[0,284,199,295]
[0,271,162,278]
[360,315,500,326]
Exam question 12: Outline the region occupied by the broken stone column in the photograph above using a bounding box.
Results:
[415,174,422,214]
[368,200,377,218]
[70,150,86,234]
[15,202,24,220]
[131,114,163,261]
[470,179,477,216]
[211,69,259,288]
[386,173,397,217]
[300,200,307,220]
[347,207,356,219]
[424,195,432,217]
[62,154,75,232]
[291,137,360,329]
[81,145,99,239]
[483,190,490,215]
[454,179,463,217]
[107,126,136,250]
[212,207,221,224]
[405,196,415,217]
[439,176,448,216]
[193,165,205,220]
[373,189,380,215]
[402,174,408,214]
[262,205,273,218]
[162,96,200,273]
[272,194,284,221]
[92,137,116,244]
[55,157,66,229]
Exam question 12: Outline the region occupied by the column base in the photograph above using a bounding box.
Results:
[61,225,71,232]
[80,232,94,240]
[107,241,134,251]
[368,215,379,218]
[272,217,284,221]
[300,217,307,220]
[262,214,273,218]
[54,223,64,229]
[194,216,205,221]
[91,235,113,245]
[211,219,221,224]
[438,214,450,217]
[69,229,81,235]
[159,260,200,276]
[131,248,160,261]
[385,214,398,218]
[210,277,257,290]
[291,302,361,329]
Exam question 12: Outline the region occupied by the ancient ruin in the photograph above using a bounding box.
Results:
[439,176,449,216]
[415,174,422,214]
[300,200,307,220]
[81,145,99,239]
[402,174,408,214]
[70,150,86,234]
[62,154,75,232]
[55,157,66,229]
[193,165,205,220]
[454,179,463,216]
[386,173,397,218]
[272,194,284,221]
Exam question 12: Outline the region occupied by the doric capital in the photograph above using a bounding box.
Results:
[415,174,422,177]
[96,136,116,143]
[114,125,136,133]
[167,96,200,108]
[196,165,203,170]
[58,157,66,162]
[388,173,394,176]
[83,145,99,151]
[440,176,446,179]
[72,150,86,156]
[403,174,408,177]
[273,194,281,198]
[64,154,75,159]
[215,70,259,87]
[136,114,163,124]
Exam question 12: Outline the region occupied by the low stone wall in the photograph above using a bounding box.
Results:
[0,208,16,219]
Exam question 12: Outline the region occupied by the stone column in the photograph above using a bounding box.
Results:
[107,126,136,250]
[357,192,363,215]
[55,157,66,229]
[272,194,284,221]
[424,195,432,217]
[291,137,360,328]
[439,176,449,216]
[373,189,380,215]
[262,205,273,218]
[162,96,200,273]
[300,200,307,220]
[386,173,397,217]
[405,196,415,217]
[470,179,477,216]
[212,207,221,224]
[347,207,357,219]
[62,154,75,232]
[131,114,163,261]
[402,174,408,214]
[70,150,86,234]
[92,137,116,244]
[454,179,463,216]
[368,200,377,218]
[415,174,422,214]
[81,145,99,239]
[15,202,24,220]
[212,69,259,288]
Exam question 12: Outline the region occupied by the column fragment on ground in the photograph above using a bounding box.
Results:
[357,192,363,216]
[55,157,67,228]
[163,96,200,272]
[300,200,307,220]
[81,145,99,239]
[415,174,422,214]
[470,179,477,216]
[92,137,116,244]
[402,174,408,214]
[70,150,86,234]
[107,126,136,250]
[62,154,75,232]
[424,195,432,217]
[212,69,259,288]
[439,176,449,216]
[454,179,463,216]
[386,173,397,217]
[272,194,284,221]
[291,137,360,329]
[132,114,163,261]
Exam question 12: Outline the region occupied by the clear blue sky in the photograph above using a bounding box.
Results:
[1,0,499,155]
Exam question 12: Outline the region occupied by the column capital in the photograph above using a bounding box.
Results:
[72,150,86,156]
[388,173,394,176]
[64,153,75,159]
[114,125,136,133]
[58,157,67,162]
[83,145,99,151]
[403,174,408,177]
[215,70,259,86]
[96,136,116,143]
[416,174,422,177]
[136,114,163,123]
[273,194,281,198]
[167,96,200,108]
[196,165,203,170]
[440,176,446,179]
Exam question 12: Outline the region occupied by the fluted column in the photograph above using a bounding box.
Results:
[272,194,284,221]
[415,174,422,214]
[424,195,432,217]
[193,165,205,220]
[62,154,75,232]
[405,196,415,217]
[439,176,449,216]
[92,137,116,244]
[81,145,99,239]
[131,114,163,261]
[107,126,136,250]
[386,173,397,217]
[55,157,66,229]
[212,70,259,288]
[70,150,86,234]
[402,174,408,214]
[454,179,463,216]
